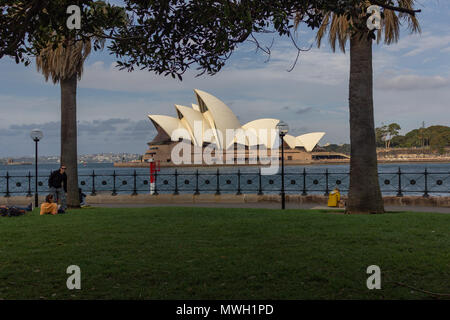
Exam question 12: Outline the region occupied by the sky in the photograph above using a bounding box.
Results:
[0,0,449,157]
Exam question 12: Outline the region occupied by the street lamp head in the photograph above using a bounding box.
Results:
[276,121,289,136]
[30,129,43,142]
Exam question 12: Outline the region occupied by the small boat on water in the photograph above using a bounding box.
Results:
[6,159,32,166]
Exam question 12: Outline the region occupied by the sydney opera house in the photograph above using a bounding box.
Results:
[143,90,348,166]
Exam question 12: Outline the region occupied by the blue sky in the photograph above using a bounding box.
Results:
[0,0,449,157]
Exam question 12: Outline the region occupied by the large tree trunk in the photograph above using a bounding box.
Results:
[347,34,384,214]
[60,74,80,208]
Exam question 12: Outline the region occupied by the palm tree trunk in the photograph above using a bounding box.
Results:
[60,74,80,208]
[347,34,384,214]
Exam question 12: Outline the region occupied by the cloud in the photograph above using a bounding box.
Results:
[0,119,156,157]
[2,4,450,158]
[295,107,314,114]
[0,94,60,125]
[373,84,450,135]
[385,32,450,57]
[375,74,450,91]
[78,45,351,95]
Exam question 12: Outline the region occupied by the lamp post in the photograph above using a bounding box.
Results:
[30,129,43,208]
[276,121,289,210]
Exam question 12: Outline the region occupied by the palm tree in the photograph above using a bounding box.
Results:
[33,2,127,208]
[296,1,420,214]
[36,38,94,208]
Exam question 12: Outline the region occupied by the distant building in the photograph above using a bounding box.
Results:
[144,90,348,166]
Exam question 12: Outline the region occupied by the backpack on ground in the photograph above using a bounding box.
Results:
[1,207,26,217]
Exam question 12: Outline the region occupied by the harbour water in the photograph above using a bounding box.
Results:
[0,162,449,196]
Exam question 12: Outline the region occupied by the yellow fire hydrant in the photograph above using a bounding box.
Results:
[327,188,341,207]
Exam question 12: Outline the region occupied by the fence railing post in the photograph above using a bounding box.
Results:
[112,171,117,196]
[5,172,10,198]
[423,168,429,198]
[132,170,138,196]
[397,167,403,197]
[215,169,221,195]
[91,170,96,196]
[258,168,263,195]
[194,170,200,195]
[153,171,159,195]
[173,169,179,195]
[6,168,447,198]
[26,171,32,197]
[236,169,242,195]
[302,168,307,196]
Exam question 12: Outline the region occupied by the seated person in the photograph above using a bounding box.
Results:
[40,194,58,215]
[79,188,87,206]
[327,187,341,207]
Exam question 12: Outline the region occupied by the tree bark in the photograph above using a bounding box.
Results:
[60,74,80,208]
[347,34,384,214]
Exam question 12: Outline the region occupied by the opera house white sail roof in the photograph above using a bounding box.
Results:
[148,90,325,152]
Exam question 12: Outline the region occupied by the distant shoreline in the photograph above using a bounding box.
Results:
[114,157,450,168]
[1,158,448,168]
[378,158,450,164]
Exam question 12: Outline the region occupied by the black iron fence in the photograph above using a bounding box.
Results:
[0,168,449,197]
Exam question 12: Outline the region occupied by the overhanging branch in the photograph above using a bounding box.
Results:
[371,0,421,16]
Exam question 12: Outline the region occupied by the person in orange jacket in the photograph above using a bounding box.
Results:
[327,187,341,207]
[40,194,58,215]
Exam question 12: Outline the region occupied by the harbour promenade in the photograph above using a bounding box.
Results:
[2,162,448,212]
[2,193,449,213]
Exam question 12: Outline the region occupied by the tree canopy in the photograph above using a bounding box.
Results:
[376,124,450,151]
[1,0,420,78]
[0,0,124,65]
[391,125,450,151]
[376,123,401,149]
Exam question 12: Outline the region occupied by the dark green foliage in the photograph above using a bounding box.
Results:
[109,0,347,77]
[0,0,125,64]
[1,0,419,78]
[390,125,450,151]
[322,143,351,155]
[375,123,401,148]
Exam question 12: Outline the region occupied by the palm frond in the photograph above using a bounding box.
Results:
[36,39,92,84]
[316,12,330,48]
[296,0,421,52]
[397,0,421,33]
[328,14,340,52]
[383,9,400,45]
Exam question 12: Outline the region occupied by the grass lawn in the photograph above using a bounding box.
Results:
[0,207,449,300]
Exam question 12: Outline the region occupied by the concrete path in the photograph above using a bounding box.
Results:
[90,202,450,213]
